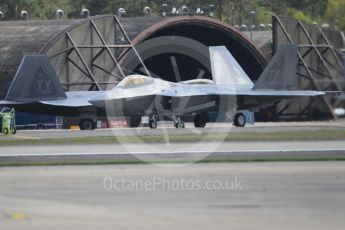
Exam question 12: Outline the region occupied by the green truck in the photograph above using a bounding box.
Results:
[0,108,16,135]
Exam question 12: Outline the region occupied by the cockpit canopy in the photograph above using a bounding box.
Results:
[117,75,153,88]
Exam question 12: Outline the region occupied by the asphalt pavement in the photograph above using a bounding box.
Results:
[0,162,344,230]
[0,141,344,163]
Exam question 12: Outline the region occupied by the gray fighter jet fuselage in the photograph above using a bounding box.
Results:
[0,44,324,129]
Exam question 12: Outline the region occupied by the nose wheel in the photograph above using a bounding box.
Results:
[174,116,185,128]
[149,115,158,129]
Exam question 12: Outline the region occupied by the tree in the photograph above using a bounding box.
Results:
[0,0,74,20]
[0,0,343,31]
[324,0,345,30]
[0,0,25,20]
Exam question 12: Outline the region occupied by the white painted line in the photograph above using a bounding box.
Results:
[1,149,345,157]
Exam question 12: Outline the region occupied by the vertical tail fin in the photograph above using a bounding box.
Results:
[209,46,254,90]
[253,44,299,90]
[5,55,66,102]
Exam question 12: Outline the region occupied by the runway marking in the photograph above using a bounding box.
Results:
[1,212,28,221]
[11,212,28,220]
[8,135,42,140]
[1,149,345,157]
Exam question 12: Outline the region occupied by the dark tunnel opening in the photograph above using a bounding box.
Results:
[134,53,213,82]
[131,19,267,83]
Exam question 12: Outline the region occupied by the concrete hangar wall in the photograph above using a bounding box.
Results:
[0,15,343,120]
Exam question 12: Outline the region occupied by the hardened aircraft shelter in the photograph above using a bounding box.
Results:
[0,15,343,120]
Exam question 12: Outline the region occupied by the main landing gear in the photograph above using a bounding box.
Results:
[193,113,208,128]
[149,115,186,129]
[147,113,211,129]
[173,114,209,129]
[79,119,96,130]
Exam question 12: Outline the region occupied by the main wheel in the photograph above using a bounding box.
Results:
[3,128,9,135]
[129,116,142,128]
[234,113,246,127]
[79,119,96,130]
[193,114,208,128]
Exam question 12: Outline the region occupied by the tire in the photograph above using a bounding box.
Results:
[129,116,142,128]
[149,119,157,129]
[79,119,95,130]
[11,128,16,135]
[3,128,9,135]
[174,120,185,129]
[234,113,246,127]
[193,114,207,128]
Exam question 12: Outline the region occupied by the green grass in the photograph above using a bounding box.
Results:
[1,156,345,167]
[0,130,345,146]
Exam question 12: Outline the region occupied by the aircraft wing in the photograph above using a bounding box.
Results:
[0,100,27,106]
[39,91,104,107]
[1,91,105,108]
[156,85,324,97]
[157,84,220,97]
[215,87,325,97]
[236,90,325,97]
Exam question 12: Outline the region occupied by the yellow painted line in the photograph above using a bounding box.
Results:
[1,211,29,221]
[9,135,42,140]
[11,212,28,220]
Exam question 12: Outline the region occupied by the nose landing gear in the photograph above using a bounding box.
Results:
[149,114,158,129]
[174,116,185,128]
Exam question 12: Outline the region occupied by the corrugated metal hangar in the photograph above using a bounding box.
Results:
[0,15,344,120]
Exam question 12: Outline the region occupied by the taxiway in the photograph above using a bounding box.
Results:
[0,162,344,230]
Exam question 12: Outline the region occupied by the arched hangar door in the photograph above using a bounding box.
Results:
[123,16,267,84]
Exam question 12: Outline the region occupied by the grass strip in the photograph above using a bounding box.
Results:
[0,130,345,146]
[1,156,345,167]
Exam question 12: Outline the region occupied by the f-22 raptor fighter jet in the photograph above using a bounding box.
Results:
[0,44,324,130]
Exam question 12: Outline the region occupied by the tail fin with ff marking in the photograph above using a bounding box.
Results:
[254,44,299,90]
[5,55,66,102]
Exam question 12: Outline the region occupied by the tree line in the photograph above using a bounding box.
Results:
[0,0,344,30]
